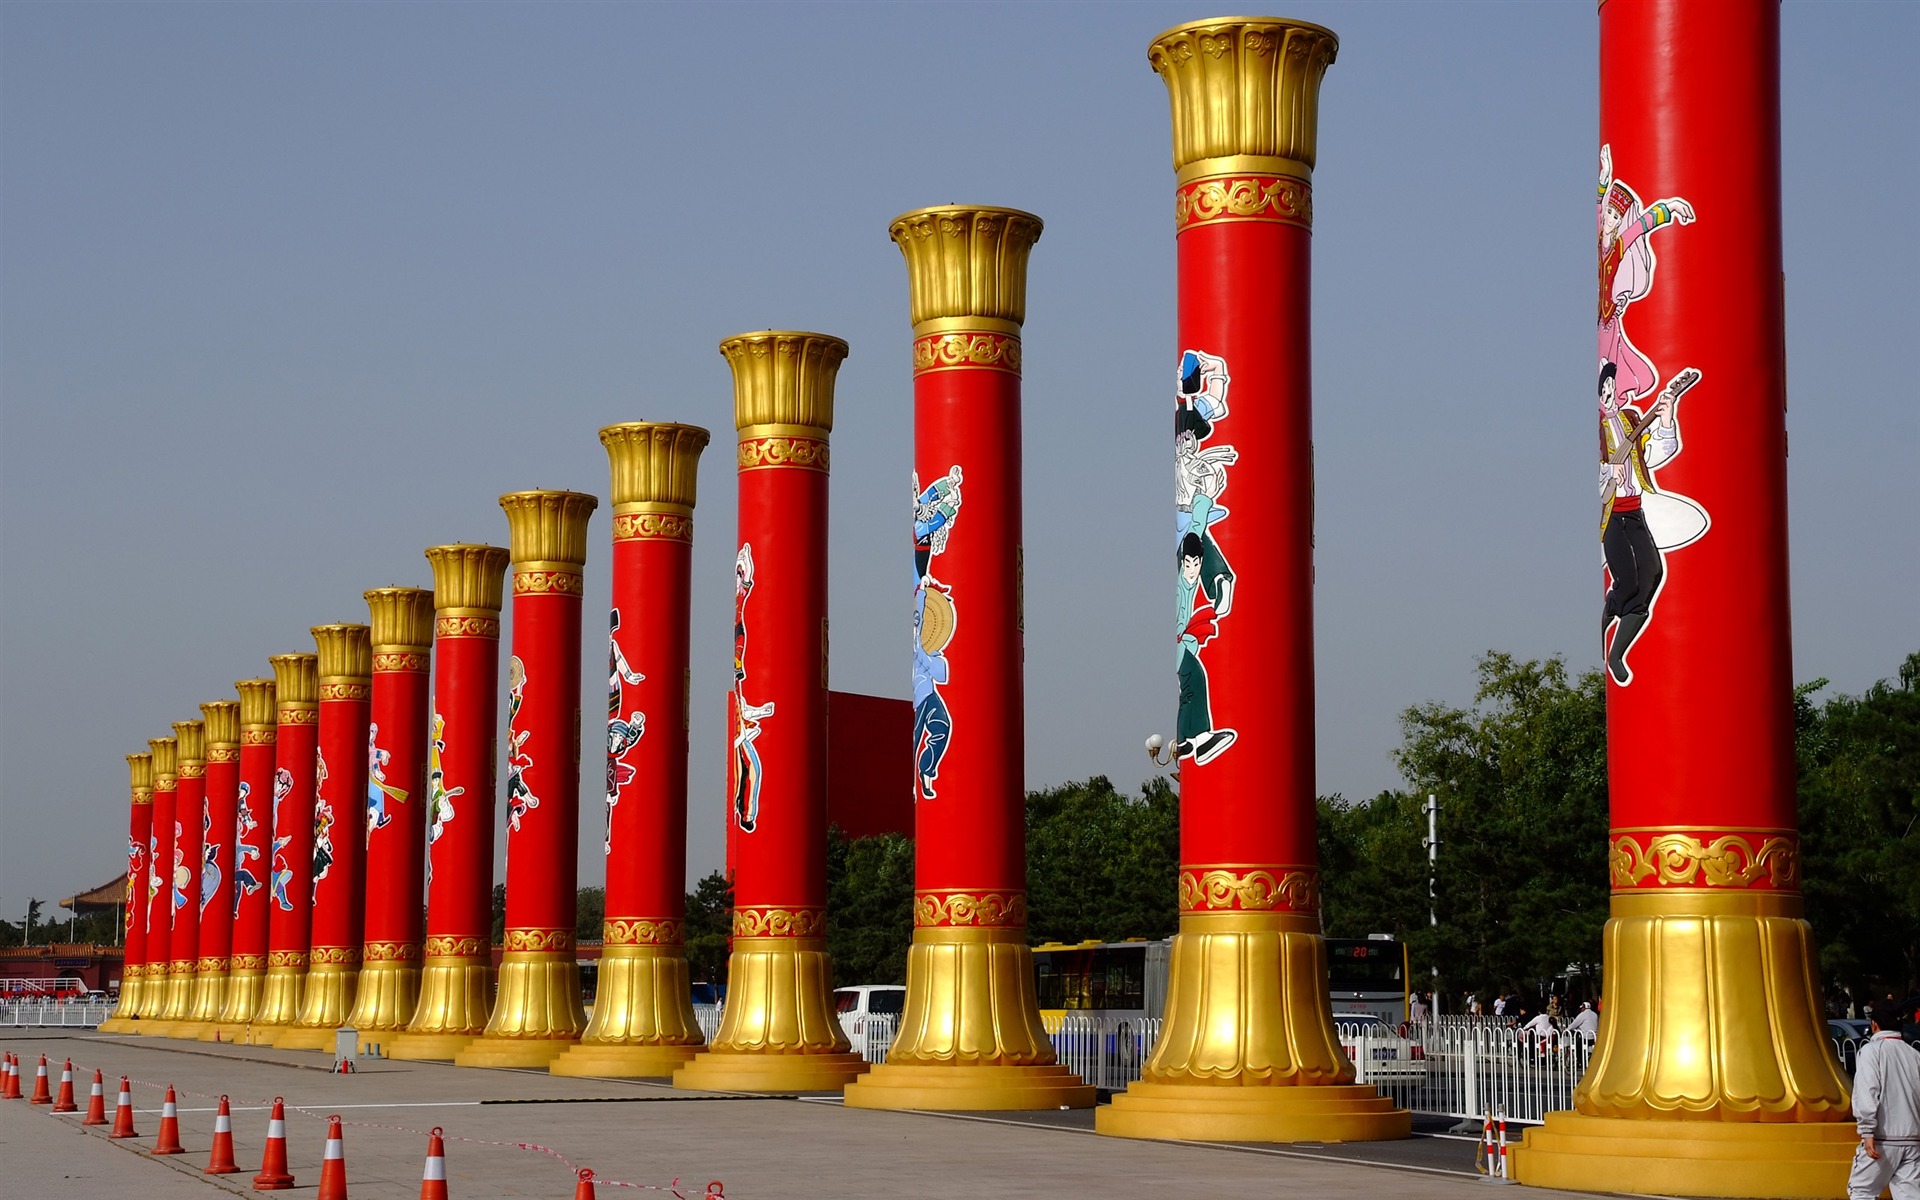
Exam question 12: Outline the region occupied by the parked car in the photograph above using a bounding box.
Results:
[834,985,905,1058]
[1334,1013,1429,1082]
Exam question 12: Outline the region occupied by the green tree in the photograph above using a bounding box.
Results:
[575,886,605,944]
[1026,776,1179,944]
[825,829,915,986]
[683,870,732,985]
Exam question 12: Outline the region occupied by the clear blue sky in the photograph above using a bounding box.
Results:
[2,2,1913,920]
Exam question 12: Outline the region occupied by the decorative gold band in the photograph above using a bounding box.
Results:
[177,763,206,779]
[911,314,1024,339]
[123,964,144,978]
[267,950,309,969]
[277,707,319,725]
[320,682,372,701]
[362,940,421,962]
[912,331,1022,377]
[913,890,1027,928]
[1175,173,1313,231]
[501,928,574,953]
[207,747,241,763]
[1177,865,1320,914]
[611,512,694,543]
[372,652,430,673]
[422,935,489,958]
[1608,889,1804,919]
[241,729,277,745]
[1175,154,1315,187]
[310,946,363,966]
[732,906,827,938]
[513,570,584,597]
[603,918,685,946]
[1608,829,1800,892]
[738,431,830,474]
[195,956,229,972]
[435,615,501,640]
[153,778,177,790]
[133,788,153,804]
[230,954,266,970]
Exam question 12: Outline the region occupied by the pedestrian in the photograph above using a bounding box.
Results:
[1521,1007,1556,1048]
[1566,1001,1599,1043]
[1850,999,1920,1200]
[1409,992,1429,1024]
[1493,993,1507,1018]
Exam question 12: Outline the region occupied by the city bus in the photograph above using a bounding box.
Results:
[1326,935,1410,1023]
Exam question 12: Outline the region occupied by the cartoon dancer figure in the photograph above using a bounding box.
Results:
[126,836,145,925]
[310,749,334,901]
[730,545,775,834]
[232,790,263,915]
[426,712,461,848]
[913,466,963,581]
[913,581,955,799]
[1597,144,1694,406]
[1599,362,1700,684]
[271,767,293,833]
[1175,350,1236,620]
[366,723,407,846]
[170,828,191,921]
[200,807,222,913]
[148,831,161,907]
[604,608,646,854]
[505,656,540,832]
[269,835,295,911]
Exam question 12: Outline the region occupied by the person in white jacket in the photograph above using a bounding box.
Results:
[1852,1000,1920,1200]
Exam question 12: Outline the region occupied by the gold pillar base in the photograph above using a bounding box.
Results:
[669,936,864,1093]
[386,952,493,1060]
[1510,1112,1856,1198]
[249,960,308,1033]
[273,960,360,1050]
[843,926,1091,1111]
[100,972,145,1032]
[1099,911,1409,1143]
[153,964,197,1026]
[97,1017,138,1034]
[549,942,703,1078]
[202,968,266,1040]
[177,963,229,1038]
[451,949,585,1069]
[136,1020,187,1036]
[385,1033,481,1060]
[344,957,422,1051]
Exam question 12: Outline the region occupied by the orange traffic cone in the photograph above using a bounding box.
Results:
[82,1069,107,1125]
[108,1077,139,1138]
[51,1058,78,1112]
[1,1052,16,1099]
[574,1168,596,1200]
[316,1114,348,1200]
[29,1054,53,1104]
[205,1094,240,1174]
[252,1097,295,1190]
[418,1127,447,1200]
[153,1085,185,1154]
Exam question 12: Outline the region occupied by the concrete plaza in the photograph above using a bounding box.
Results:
[1,1028,1625,1200]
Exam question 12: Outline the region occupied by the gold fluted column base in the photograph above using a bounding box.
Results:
[1098,912,1410,1143]
[99,968,145,1033]
[272,959,360,1051]
[452,950,586,1069]
[845,926,1093,1111]
[202,967,267,1041]
[344,957,422,1053]
[385,953,493,1061]
[239,961,309,1043]
[139,964,199,1035]
[672,937,869,1093]
[551,943,704,1078]
[1509,893,1854,1198]
[171,961,230,1039]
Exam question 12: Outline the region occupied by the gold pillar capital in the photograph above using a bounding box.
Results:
[721,331,846,436]
[498,492,597,567]
[600,422,711,510]
[200,701,241,749]
[127,752,153,795]
[888,207,1042,332]
[1148,16,1337,180]
[424,544,510,612]
[149,737,178,784]
[311,624,372,682]
[172,720,206,767]
[236,678,277,729]
[364,587,434,652]
[269,653,319,708]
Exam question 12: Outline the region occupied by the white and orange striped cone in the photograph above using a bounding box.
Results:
[573,1168,596,1200]
[205,1094,240,1174]
[51,1058,78,1112]
[418,1127,447,1200]
[316,1115,348,1200]
[153,1085,185,1154]
[29,1054,52,1104]
[252,1096,295,1190]
[108,1077,139,1139]
[82,1068,107,1125]
[1,1052,18,1099]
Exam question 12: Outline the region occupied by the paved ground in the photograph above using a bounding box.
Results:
[0,1029,1621,1199]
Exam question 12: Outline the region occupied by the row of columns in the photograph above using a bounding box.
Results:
[94,9,1853,1195]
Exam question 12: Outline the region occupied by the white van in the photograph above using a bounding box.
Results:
[834,985,905,1059]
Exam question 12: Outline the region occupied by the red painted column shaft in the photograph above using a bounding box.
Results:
[216,676,277,1029]
[259,652,318,1025]
[199,705,241,973]
[107,753,153,1028]
[362,600,431,955]
[166,720,206,1020]
[140,737,176,1019]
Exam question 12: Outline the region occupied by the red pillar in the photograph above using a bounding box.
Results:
[554,423,711,1078]
[389,545,509,1061]
[100,753,153,1032]
[209,677,276,1038]
[845,207,1091,1112]
[278,624,373,1049]
[135,737,176,1025]
[1100,17,1406,1143]
[253,652,318,1038]
[153,720,205,1033]
[180,700,241,1034]
[346,588,435,1048]
[454,492,598,1069]
[673,332,867,1093]
[1512,4,1853,1194]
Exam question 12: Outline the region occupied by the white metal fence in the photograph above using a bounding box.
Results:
[1339,1018,1591,1124]
[1050,1014,1161,1090]
[692,1002,722,1043]
[0,1002,113,1027]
